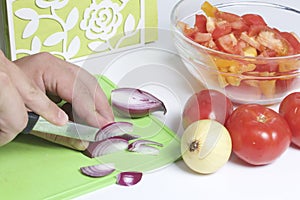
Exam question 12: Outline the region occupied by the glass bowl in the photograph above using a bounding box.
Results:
[171,0,300,105]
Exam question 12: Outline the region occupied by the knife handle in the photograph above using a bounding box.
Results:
[21,112,40,134]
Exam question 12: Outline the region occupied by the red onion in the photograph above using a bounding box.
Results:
[111,88,167,118]
[94,121,134,141]
[116,171,143,186]
[80,163,115,177]
[128,139,163,155]
[84,137,129,158]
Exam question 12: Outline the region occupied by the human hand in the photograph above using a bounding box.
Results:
[13,52,114,150]
[0,51,70,146]
[0,51,114,149]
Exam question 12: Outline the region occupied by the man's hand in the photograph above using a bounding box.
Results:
[0,51,114,149]
[0,51,69,146]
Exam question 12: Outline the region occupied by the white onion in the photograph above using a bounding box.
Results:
[181,119,232,174]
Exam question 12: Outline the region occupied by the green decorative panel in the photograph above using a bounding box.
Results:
[1,0,158,61]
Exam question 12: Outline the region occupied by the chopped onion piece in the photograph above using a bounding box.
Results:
[84,137,129,158]
[94,121,134,141]
[111,88,167,118]
[80,163,115,177]
[129,139,163,148]
[128,144,160,155]
[119,133,141,141]
[128,139,163,155]
[116,172,143,186]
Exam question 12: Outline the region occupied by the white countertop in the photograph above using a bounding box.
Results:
[75,1,300,199]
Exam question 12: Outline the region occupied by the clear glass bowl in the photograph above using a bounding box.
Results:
[171,0,300,105]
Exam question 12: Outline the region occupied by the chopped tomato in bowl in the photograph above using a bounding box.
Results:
[171,0,300,105]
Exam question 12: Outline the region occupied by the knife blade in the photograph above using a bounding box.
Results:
[22,112,100,142]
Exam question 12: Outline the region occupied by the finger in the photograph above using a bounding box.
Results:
[46,91,62,104]
[31,131,89,151]
[52,61,114,126]
[71,71,114,127]
[0,71,28,146]
[7,56,68,125]
[15,53,114,127]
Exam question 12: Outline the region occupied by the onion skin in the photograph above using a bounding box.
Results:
[84,137,129,158]
[80,163,115,177]
[111,88,167,118]
[181,119,232,174]
[116,172,143,186]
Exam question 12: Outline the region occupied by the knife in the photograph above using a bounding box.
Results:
[22,112,100,142]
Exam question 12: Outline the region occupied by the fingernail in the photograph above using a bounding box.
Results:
[58,109,69,124]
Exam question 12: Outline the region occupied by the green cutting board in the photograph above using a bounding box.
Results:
[0,76,181,200]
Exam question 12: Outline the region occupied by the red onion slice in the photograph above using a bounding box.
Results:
[84,137,129,158]
[128,139,163,155]
[94,122,134,141]
[128,139,164,149]
[116,171,143,186]
[111,88,167,118]
[118,133,141,141]
[80,163,115,177]
[128,144,161,155]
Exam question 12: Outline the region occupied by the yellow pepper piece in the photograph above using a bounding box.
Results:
[226,76,241,86]
[243,46,257,57]
[201,1,218,17]
[259,80,276,98]
[244,80,259,87]
[214,58,238,68]
[218,74,228,88]
[279,60,299,72]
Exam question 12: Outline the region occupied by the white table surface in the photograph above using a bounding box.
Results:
[74,1,300,200]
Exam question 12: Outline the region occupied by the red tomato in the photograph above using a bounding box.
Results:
[263,28,294,56]
[247,24,267,37]
[215,33,238,54]
[215,11,241,22]
[230,20,249,33]
[194,32,212,43]
[279,92,300,147]
[182,26,197,39]
[195,14,207,33]
[212,22,232,40]
[182,89,233,129]
[242,14,267,26]
[225,104,291,165]
[280,32,300,54]
[276,78,295,96]
[255,63,278,72]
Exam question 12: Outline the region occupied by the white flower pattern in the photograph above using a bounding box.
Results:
[80,0,123,41]
[35,0,69,9]
[11,0,145,61]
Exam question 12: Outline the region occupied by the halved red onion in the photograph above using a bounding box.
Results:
[116,171,143,186]
[111,88,167,118]
[84,137,129,158]
[128,139,163,155]
[94,121,134,141]
[80,163,115,177]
